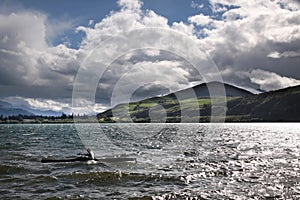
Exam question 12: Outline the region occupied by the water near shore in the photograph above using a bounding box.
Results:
[0,123,299,199]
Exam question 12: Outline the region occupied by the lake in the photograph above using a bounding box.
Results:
[0,123,299,199]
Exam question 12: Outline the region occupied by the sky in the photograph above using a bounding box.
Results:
[0,0,300,114]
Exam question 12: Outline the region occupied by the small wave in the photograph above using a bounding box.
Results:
[149,192,204,200]
[33,175,58,183]
[104,126,178,150]
[0,163,28,175]
[59,171,185,187]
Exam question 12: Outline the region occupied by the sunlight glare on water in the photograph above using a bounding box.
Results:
[0,123,299,199]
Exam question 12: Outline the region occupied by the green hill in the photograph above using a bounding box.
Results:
[226,85,300,122]
[97,82,300,123]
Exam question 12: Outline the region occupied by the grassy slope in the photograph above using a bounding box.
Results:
[227,85,300,122]
[97,85,300,122]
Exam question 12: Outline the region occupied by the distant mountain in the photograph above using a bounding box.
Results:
[0,100,63,117]
[0,101,33,117]
[22,107,63,117]
[0,100,13,108]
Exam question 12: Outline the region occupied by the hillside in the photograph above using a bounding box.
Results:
[97,82,300,122]
[97,82,259,123]
[226,85,300,122]
[166,81,253,99]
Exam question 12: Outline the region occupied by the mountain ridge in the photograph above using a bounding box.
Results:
[166,81,253,99]
[0,100,63,117]
[97,82,300,122]
[0,101,33,117]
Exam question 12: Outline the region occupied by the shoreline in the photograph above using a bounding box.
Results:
[1,120,299,124]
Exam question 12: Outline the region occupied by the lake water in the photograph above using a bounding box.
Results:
[0,123,300,199]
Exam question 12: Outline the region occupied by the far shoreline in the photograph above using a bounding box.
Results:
[1,120,299,124]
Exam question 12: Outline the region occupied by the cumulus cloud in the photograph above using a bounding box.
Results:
[94,48,202,107]
[4,96,70,112]
[0,12,47,50]
[0,10,82,112]
[267,50,300,59]
[247,69,300,91]
[0,11,79,87]
[1,0,300,113]
[191,1,204,9]
[195,0,300,89]
[3,96,106,115]
[76,2,171,51]
[188,14,213,26]
[118,0,143,11]
[73,0,218,111]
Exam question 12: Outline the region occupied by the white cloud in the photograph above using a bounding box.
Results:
[276,0,300,11]
[0,11,79,86]
[143,48,160,57]
[191,1,204,9]
[0,12,47,50]
[70,98,107,114]
[1,0,300,114]
[209,0,238,12]
[194,0,300,88]
[267,50,300,59]
[248,69,300,91]
[204,1,300,45]
[143,10,169,27]
[3,96,107,115]
[188,14,213,26]
[74,0,221,108]
[105,59,194,105]
[117,0,143,11]
[209,0,237,6]
[88,19,94,26]
[45,19,75,44]
[171,21,194,36]
[77,2,170,51]
[4,96,70,112]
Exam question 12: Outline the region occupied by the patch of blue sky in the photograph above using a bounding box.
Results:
[142,0,212,24]
[16,0,118,49]
[12,0,240,49]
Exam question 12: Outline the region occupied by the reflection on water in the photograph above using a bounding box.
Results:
[0,123,299,199]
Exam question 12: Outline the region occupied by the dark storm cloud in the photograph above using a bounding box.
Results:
[95,49,199,106]
[1,0,300,113]
[199,0,300,90]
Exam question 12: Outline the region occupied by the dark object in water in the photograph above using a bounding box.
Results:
[41,156,137,163]
[41,148,98,163]
[41,156,95,163]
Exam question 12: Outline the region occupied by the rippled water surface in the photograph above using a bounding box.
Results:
[0,123,300,199]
